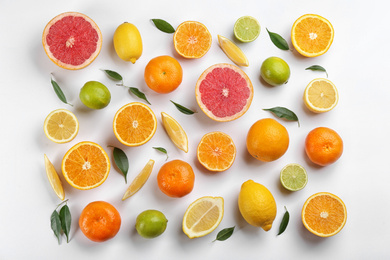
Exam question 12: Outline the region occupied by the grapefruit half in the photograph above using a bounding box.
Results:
[195,63,253,122]
[42,12,102,70]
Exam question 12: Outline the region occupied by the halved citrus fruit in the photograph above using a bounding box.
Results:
[302,192,347,237]
[195,63,253,122]
[42,12,102,70]
[113,102,157,146]
[122,159,155,201]
[173,21,212,59]
[62,141,110,190]
[182,196,224,239]
[233,16,261,43]
[291,14,334,57]
[161,112,188,153]
[43,109,79,144]
[303,78,339,113]
[217,35,249,67]
[197,131,236,172]
[44,154,65,200]
[280,163,308,191]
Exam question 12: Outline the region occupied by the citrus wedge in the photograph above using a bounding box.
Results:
[44,154,65,200]
[217,35,249,67]
[234,16,261,42]
[303,78,339,113]
[280,163,308,191]
[44,109,79,144]
[161,112,188,153]
[182,196,224,239]
[122,159,155,200]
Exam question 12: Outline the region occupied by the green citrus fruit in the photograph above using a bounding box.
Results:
[135,210,168,239]
[260,57,290,86]
[280,163,308,191]
[79,81,111,109]
[234,16,261,43]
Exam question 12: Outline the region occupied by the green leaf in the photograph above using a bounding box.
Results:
[59,205,71,243]
[50,76,72,106]
[266,28,290,50]
[151,19,175,33]
[170,100,196,115]
[305,65,328,78]
[263,107,300,127]
[111,146,129,183]
[213,226,235,242]
[153,147,168,161]
[101,69,123,81]
[129,87,151,105]
[277,206,290,235]
[50,210,62,244]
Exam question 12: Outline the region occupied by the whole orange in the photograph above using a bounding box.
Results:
[79,201,121,242]
[157,159,195,198]
[246,118,289,162]
[305,127,343,166]
[144,55,183,94]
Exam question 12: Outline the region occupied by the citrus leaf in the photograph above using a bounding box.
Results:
[277,206,290,235]
[50,210,62,244]
[101,69,123,81]
[50,76,72,106]
[263,107,300,127]
[59,205,71,243]
[170,100,196,115]
[153,147,168,161]
[129,87,151,105]
[266,28,289,50]
[151,19,175,33]
[111,146,129,183]
[305,65,328,78]
[213,226,235,242]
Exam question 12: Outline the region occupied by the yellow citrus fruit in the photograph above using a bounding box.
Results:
[122,159,155,201]
[182,196,224,238]
[161,112,188,153]
[238,180,277,231]
[113,22,142,63]
[303,78,339,113]
[217,35,249,67]
[43,109,79,144]
[44,154,65,200]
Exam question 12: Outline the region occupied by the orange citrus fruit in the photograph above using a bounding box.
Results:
[291,14,334,57]
[197,131,236,172]
[79,201,121,242]
[246,118,289,162]
[173,21,212,59]
[42,12,102,70]
[195,63,253,122]
[113,102,157,147]
[305,127,343,166]
[61,141,110,190]
[157,160,195,198]
[302,192,347,237]
[144,55,183,94]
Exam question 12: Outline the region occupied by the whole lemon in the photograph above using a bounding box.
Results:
[238,180,277,231]
[260,57,290,86]
[113,22,142,63]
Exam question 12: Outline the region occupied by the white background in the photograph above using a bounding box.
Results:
[1,0,389,259]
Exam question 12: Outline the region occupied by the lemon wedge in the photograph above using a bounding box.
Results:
[44,154,65,200]
[218,35,249,67]
[122,159,155,200]
[161,112,188,153]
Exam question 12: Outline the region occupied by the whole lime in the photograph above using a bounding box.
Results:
[79,81,111,109]
[260,57,290,86]
[135,210,168,239]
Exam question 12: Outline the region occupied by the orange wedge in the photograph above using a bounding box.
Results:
[44,154,65,200]
[61,141,110,190]
[122,159,155,200]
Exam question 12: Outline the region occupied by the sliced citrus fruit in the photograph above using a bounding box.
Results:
[302,192,347,237]
[217,35,249,67]
[44,109,79,144]
[233,16,261,42]
[44,154,65,200]
[161,112,188,153]
[196,63,253,122]
[122,159,155,200]
[42,12,102,70]
[61,141,110,190]
[197,131,236,172]
[291,14,334,57]
[173,21,212,59]
[303,78,339,113]
[182,196,224,239]
[113,102,157,146]
[280,163,308,191]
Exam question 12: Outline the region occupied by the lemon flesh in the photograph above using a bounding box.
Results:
[303,78,339,113]
[161,112,188,153]
[122,159,155,200]
[43,109,79,144]
[44,154,65,200]
[218,35,249,67]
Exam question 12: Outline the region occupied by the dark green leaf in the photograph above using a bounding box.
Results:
[151,19,175,33]
[266,28,290,50]
[263,107,300,127]
[305,65,328,78]
[112,147,129,183]
[213,226,235,242]
[102,69,123,81]
[277,206,290,235]
[153,147,168,161]
[129,87,151,105]
[59,205,71,243]
[170,100,196,115]
[50,76,72,106]
[50,210,62,244]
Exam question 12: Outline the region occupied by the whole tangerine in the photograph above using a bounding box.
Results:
[79,201,121,242]
[157,160,195,198]
[305,127,343,166]
[144,55,183,94]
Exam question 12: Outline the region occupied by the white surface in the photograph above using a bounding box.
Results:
[1,0,389,259]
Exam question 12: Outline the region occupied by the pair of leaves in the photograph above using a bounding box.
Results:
[263,107,300,127]
[50,75,72,106]
[151,19,175,34]
[50,200,71,244]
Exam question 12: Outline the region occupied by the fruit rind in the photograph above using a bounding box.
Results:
[217,35,249,67]
[44,154,65,200]
[113,22,143,63]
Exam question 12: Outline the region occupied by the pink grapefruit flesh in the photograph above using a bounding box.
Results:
[195,63,253,122]
[42,12,102,70]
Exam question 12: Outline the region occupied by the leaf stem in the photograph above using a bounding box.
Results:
[55,199,68,211]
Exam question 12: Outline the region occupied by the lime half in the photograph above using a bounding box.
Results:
[280,163,308,191]
[234,16,261,42]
